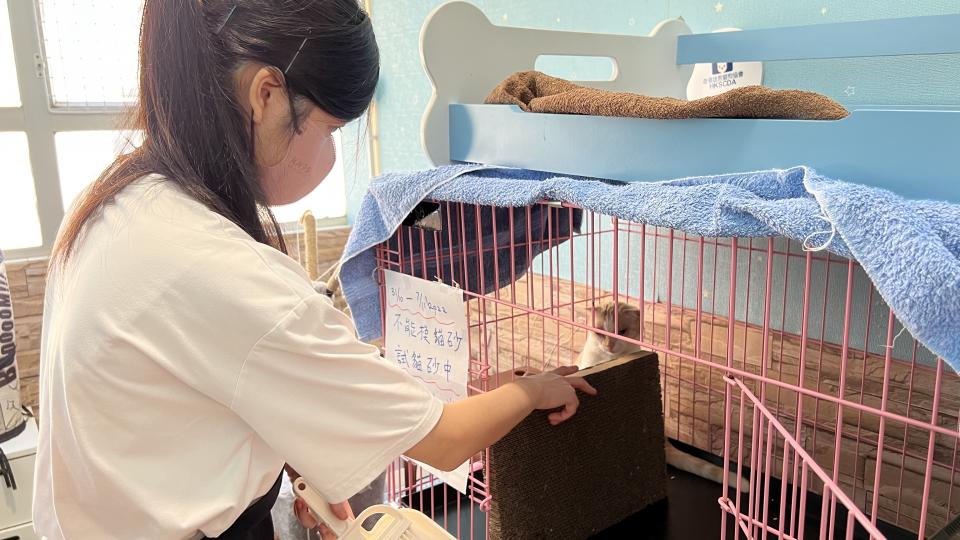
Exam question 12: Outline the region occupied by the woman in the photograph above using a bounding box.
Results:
[33,1,595,539]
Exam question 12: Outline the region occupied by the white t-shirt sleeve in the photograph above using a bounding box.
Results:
[230,293,444,503]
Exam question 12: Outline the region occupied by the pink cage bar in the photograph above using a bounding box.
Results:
[374,200,959,540]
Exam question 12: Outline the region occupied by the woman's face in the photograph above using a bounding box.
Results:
[240,65,346,205]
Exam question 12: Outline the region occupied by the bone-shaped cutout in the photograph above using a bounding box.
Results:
[419,1,694,166]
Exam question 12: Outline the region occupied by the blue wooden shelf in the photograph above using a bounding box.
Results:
[430,10,960,203]
[449,104,960,203]
[676,14,960,64]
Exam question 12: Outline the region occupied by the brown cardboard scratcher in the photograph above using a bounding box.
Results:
[488,351,666,539]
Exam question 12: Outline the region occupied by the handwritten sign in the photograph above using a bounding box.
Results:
[384,270,470,494]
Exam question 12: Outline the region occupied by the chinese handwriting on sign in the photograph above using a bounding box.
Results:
[392,346,452,379]
[393,313,463,351]
[384,270,470,494]
[385,275,466,393]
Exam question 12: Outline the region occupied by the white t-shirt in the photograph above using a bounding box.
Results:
[33,176,444,539]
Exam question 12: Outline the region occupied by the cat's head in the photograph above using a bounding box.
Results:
[589,301,643,355]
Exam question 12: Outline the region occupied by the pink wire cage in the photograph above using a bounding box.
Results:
[374,200,959,540]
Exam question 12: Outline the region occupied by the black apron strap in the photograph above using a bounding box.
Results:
[204,473,283,540]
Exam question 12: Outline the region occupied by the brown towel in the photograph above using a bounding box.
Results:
[485,70,848,120]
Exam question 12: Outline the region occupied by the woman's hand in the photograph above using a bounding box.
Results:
[285,464,354,539]
[293,497,353,540]
[405,365,598,472]
[513,366,597,425]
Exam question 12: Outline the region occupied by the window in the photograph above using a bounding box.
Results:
[0,0,351,259]
[37,0,142,108]
[55,130,142,209]
[0,133,42,250]
[0,0,20,107]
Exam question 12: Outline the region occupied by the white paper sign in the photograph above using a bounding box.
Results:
[686,28,763,100]
[383,270,470,494]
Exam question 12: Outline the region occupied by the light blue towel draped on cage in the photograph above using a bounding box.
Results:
[338,164,960,371]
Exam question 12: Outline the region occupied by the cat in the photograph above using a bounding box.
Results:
[577,300,748,492]
[576,301,644,371]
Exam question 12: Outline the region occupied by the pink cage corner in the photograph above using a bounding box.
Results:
[372,200,959,540]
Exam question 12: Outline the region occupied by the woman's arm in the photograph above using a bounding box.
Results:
[405,366,596,471]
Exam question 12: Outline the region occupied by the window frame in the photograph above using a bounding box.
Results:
[2,1,118,259]
[1,1,346,261]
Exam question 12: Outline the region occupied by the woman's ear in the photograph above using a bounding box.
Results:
[248,66,286,125]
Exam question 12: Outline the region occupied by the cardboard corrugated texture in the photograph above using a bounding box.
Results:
[489,352,667,540]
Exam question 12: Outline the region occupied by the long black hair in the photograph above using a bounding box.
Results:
[52,0,379,265]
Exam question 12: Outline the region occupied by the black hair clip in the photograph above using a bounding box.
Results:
[284,37,310,74]
[214,4,237,35]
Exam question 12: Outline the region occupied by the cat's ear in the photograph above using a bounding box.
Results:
[586,304,604,324]
[621,303,641,314]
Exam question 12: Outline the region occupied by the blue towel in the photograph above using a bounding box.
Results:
[339,165,960,370]
[340,165,583,344]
